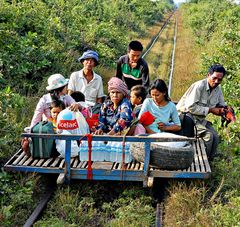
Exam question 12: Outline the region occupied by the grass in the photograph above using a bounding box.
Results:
[171,10,204,101]
[143,15,176,82]
[164,181,214,227]
[162,7,240,227]
[34,182,156,227]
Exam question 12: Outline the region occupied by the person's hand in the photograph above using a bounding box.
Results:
[157,122,166,131]
[209,107,224,116]
[95,129,104,135]
[69,103,82,112]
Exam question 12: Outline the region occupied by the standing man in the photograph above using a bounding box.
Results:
[116,40,150,90]
[177,64,229,161]
[68,50,105,108]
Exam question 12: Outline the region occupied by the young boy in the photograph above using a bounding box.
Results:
[70,91,85,102]
[130,85,147,118]
[48,100,65,132]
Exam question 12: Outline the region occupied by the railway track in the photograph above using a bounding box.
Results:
[143,11,177,96]
[23,12,177,226]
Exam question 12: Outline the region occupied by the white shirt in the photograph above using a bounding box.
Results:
[68,69,105,104]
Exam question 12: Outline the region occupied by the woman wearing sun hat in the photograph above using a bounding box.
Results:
[30,74,81,128]
[68,50,105,109]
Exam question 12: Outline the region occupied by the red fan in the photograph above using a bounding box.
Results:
[221,106,236,127]
[139,111,155,126]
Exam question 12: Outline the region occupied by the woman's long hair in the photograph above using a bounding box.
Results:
[149,79,171,101]
[49,85,66,101]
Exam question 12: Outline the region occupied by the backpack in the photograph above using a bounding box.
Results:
[30,121,56,158]
[179,113,196,137]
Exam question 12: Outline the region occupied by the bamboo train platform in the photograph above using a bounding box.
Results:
[4,134,211,187]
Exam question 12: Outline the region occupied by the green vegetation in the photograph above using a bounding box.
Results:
[0,0,174,226]
[164,0,240,226]
[0,0,174,95]
[1,0,239,225]
[34,182,155,226]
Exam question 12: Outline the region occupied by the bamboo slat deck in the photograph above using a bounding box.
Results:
[4,138,211,180]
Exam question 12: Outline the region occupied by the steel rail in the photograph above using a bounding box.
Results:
[142,12,175,59]
[168,16,178,96]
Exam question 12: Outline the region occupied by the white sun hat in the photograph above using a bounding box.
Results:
[46,74,69,91]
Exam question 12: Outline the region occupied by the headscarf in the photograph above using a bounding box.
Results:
[108,77,129,97]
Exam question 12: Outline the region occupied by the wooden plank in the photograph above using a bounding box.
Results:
[12,152,25,165]
[135,162,140,170]
[195,140,205,172]
[112,162,118,170]
[18,156,29,166]
[50,157,61,167]
[126,162,132,169]
[23,157,33,166]
[77,161,84,168]
[72,158,79,168]
[36,159,45,167]
[130,161,136,170]
[82,161,88,169]
[31,159,39,166]
[59,159,65,168]
[42,158,53,167]
[199,139,211,172]
[4,149,22,166]
[186,165,192,172]
[140,162,144,170]
[117,162,122,170]
[91,162,113,170]
[193,142,200,172]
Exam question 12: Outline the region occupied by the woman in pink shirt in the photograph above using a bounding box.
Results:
[30,74,81,128]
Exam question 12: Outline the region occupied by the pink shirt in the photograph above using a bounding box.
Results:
[30,93,75,128]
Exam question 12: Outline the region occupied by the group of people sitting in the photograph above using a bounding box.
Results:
[30,40,232,162]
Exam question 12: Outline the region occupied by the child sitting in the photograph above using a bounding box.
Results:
[70,91,85,102]
[130,85,147,118]
[48,100,65,132]
[127,85,147,135]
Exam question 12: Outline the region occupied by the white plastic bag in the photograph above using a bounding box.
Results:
[56,108,89,158]
[56,130,79,158]
[57,108,89,135]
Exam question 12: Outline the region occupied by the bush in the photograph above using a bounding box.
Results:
[0,87,33,158]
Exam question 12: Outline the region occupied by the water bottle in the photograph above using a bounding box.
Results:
[110,142,117,162]
[91,141,98,161]
[79,141,88,161]
[116,142,122,163]
[99,141,106,161]
[125,142,132,163]
[105,142,110,161]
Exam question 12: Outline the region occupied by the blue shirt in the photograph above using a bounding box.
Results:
[138,98,181,133]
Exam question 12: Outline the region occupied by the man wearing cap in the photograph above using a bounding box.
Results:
[116,40,150,90]
[68,50,105,109]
